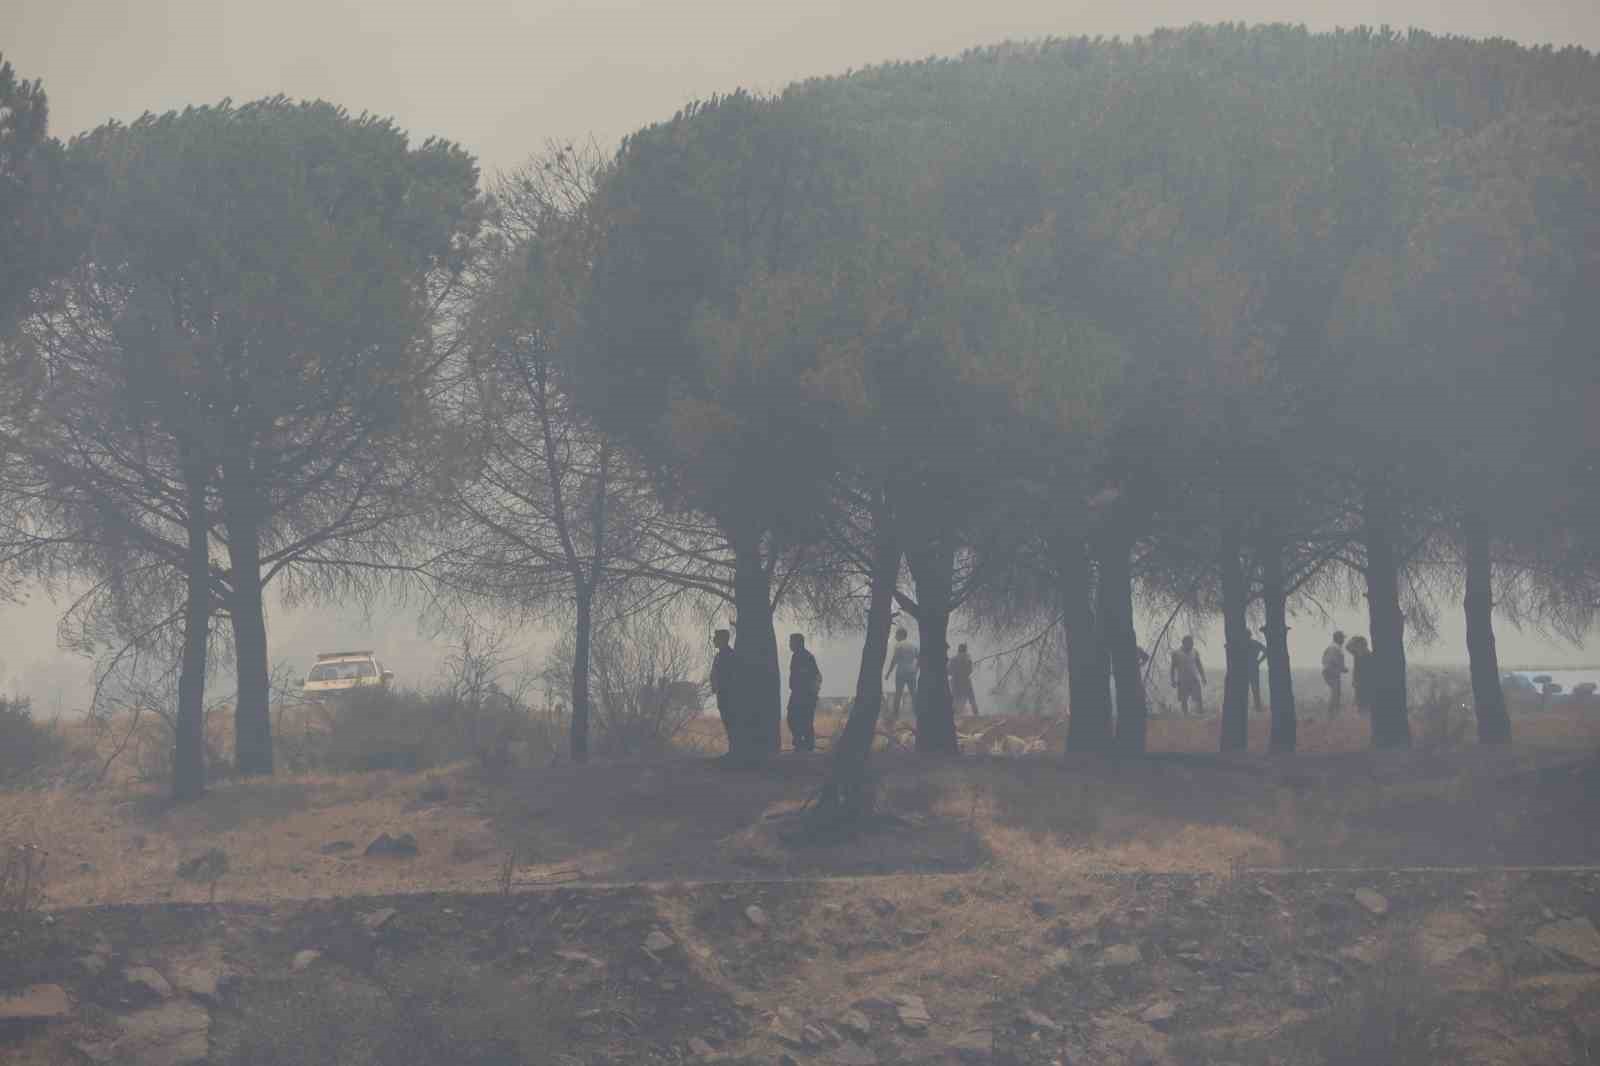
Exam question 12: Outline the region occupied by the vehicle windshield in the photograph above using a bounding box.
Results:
[308,660,377,681]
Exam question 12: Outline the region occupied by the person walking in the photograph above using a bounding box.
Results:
[786,633,823,752]
[950,643,980,717]
[884,627,919,723]
[1321,631,1348,717]
[710,629,739,752]
[1170,635,1206,717]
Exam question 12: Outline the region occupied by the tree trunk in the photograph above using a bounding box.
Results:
[1258,523,1297,753]
[730,522,780,757]
[174,452,209,803]
[906,538,957,755]
[1364,484,1411,749]
[1099,529,1147,754]
[1219,525,1250,752]
[1057,534,1111,753]
[1463,511,1512,744]
[571,587,593,763]
[796,507,900,839]
[222,453,273,776]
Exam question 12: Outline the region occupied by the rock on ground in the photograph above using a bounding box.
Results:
[125,966,174,999]
[168,950,240,1003]
[1354,888,1390,916]
[1101,944,1142,968]
[0,984,71,1021]
[290,949,321,971]
[1422,912,1490,968]
[1018,1008,1062,1032]
[361,907,398,931]
[770,1005,806,1046]
[893,993,931,1031]
[949,1027,995,1062]
[1532,918,1600,969]
[112,1001,211,1066]
[1139,1001,1178,1029]
[364,832,419,858]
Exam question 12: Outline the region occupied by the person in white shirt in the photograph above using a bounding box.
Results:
[1169,635,1205,716]
[1321,631,1348,717]
[884,627,920,722]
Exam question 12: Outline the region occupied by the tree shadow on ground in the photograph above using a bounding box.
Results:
[983,746,1600,871]
[130,779,315,834]
[483,752,988,883]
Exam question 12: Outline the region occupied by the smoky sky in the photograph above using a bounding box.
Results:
[12,0,1600,174]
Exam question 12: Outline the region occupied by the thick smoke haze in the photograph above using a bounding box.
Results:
[5,0,1599,710]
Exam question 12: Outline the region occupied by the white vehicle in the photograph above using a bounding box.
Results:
[300,651,394,699]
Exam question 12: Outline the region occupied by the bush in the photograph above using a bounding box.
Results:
[587,619,704,757]
[300,683,567,774]
[0,696,67,787]
[318,688,443,772]
[0,841,48,925]
[128,704,233,784]
[1413,675,1474,751]
[1289,938,1443,1065]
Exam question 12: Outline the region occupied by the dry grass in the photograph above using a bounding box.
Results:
[2,694,1596,913]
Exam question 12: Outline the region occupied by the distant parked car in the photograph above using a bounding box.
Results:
[1502,673,1537,696]
[299,651,394,700]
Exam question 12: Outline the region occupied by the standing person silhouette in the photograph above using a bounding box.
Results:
[1321,631,1348,717]
[884,627,919,723]
[1169,635,1206,717]
[709,629,738,752]
[786,633,822,752]
[950,643,980,717]
[1245,630,1268,714]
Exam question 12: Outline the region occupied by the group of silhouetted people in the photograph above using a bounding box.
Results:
[1320,630,1374,717]
[881,627,980,723]
[1165,628,1375,718]
[710,626,981,755]
[708,628,825,755]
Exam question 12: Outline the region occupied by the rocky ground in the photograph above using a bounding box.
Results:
[4,864,1600,1065]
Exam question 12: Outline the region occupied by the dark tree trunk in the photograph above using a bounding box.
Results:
[1364,485,1412,749]
[730,522,780,756]
[1057,534,1111,753]
[1099,529,1147,754]
[222,453,273,776]
[571,587,593,763]
[1219,525,1251,752]
[174,451,209,803]
[1258,523,1297,753]
[1463,511,1512,744]
[906,538,957,755]
[797,509,900,839]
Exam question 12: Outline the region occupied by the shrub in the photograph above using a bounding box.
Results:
[319,687,441,772]
[588,619,704,757]
[0,841,48,925]
[127,702,233,785]
[302,683,567,774]
[0,696,66,787]
[1412,675,1474,751]
[1288,937,1443,1066]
